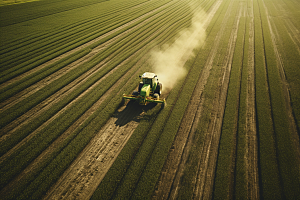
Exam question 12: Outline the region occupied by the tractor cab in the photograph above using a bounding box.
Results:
[139,72,157,89]
[123,72,165,107]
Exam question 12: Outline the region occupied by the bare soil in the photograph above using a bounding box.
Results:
[43,101,143,200]
[245,0,259,197]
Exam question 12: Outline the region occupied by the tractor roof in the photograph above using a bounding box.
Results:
[141,72,157,79]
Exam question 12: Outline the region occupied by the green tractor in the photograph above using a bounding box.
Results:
[123,72,166,107]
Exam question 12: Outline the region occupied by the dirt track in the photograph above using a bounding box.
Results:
[43,101,145,199]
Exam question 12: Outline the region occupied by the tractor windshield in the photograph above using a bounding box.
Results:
[143,78,152,86]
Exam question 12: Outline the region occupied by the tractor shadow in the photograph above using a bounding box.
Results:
[114,100,158,126]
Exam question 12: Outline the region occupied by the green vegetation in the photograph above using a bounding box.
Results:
[0,0,40,6]
[0,0,299,199]
[213,9,245,199]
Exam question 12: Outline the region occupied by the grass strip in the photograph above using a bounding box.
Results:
[0,0,170,79]
[213,13,245,199]
[258,0,300,198]
[0,48,91,102]
[177,0,236,198]
[253,0,283,198]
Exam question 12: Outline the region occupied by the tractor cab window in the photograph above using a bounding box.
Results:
[143,78,152,86]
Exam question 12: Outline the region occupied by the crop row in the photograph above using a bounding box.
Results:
[0,0,191,131]
[264,0,300,140]
[213,0,300,199]
[0,0,180,167]
[213,4,246,199]
[0,0,179,129]
[257,0,300,198]
[0,0,170,84]
[0,0,210,199]
[176,0,239,198]
[0,0,120,27]
[0,0,146,52]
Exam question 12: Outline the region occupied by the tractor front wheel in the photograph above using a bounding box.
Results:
[132,91,139,96]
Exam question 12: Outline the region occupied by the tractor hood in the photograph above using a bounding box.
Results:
[140,84,150,97]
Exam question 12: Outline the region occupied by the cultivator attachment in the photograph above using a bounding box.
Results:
[123,94,166,106]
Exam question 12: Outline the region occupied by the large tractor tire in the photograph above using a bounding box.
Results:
[153,93,159,99]
[132,91,139,96]
[154,83,162,95]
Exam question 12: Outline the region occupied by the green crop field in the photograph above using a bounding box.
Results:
[0,0,299,199]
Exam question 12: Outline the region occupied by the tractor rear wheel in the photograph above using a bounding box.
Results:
[154,83,162,95]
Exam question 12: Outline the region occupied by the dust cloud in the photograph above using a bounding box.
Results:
[150,9,207,91]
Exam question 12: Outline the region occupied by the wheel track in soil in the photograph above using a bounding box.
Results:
[193,4,243,199]
[0,0,185,147]
[0,1,193,198]
[262,0,300,167]
[0,0,176,111]
[152,0,222,198]
[152,0,241,199]
[245,0,259,198]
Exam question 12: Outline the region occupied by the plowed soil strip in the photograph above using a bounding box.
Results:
[193,5,241,199]
[245,0,259,198]
[43,114,139,200]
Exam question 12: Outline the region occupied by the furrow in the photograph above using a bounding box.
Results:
[194,3,242,199]
[262,0,300,170]
[245,0,259,198]
[152,0,223,198]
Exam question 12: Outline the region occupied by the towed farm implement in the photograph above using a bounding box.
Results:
[123,72,166,107]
